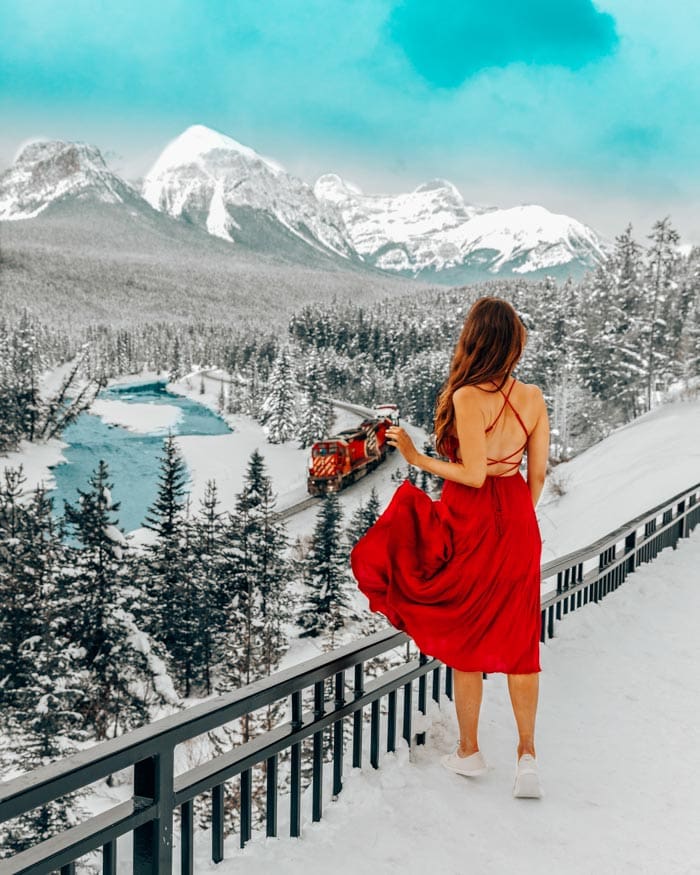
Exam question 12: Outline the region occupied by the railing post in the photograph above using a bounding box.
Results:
[402,679,413,748]
[290,690,302,837]
[387,688,397,753]
[677,500,687,541]
[625,530,636,574]
[332,670,345,797]
[133,750,174,875]
[312,680,325,822]
[353,662,365,768]
[266,754,278,837]
[417,653,428,745]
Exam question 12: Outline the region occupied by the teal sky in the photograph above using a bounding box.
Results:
[1,0,699,242]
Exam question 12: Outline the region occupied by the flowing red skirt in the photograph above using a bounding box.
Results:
[350,474,542,674]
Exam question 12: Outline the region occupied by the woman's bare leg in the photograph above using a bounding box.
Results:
[453,670,483,756]
[507,673,538,758]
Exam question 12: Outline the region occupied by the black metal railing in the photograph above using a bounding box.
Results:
[538,482,699,643]
[1,480,698,875]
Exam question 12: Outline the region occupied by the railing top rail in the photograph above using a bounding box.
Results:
[540,480,699,578]
[0,627,407,816]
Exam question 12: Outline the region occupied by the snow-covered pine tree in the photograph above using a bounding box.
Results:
[297,347,335,449]
[11,309,44,443]
[0,620,87,856]
[185,480,228,695]
[221,450,293,722]
[200,453,293,836]
[63,460,177,739]
[141,434,194,694]
[298,491,354,639]
[345,486,382,559]
[0,467,37,707]
[259,345,298,443]
[644,218,681,409]
[0,322,20,453]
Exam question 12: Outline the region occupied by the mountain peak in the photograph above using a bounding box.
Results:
[0,139,133,220]
[147,124,286,178]
[314,173,364,203]
[414,178,460,196]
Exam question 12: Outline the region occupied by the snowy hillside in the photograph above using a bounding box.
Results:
[537,396,700,562]
[0,140,137,220]
[314,173,606,278]
[142,125,354,257]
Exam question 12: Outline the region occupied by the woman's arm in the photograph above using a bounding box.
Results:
[386,386,488,488]
[525,387,549,507]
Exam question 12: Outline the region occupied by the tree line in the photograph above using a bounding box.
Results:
[2,218,697,461]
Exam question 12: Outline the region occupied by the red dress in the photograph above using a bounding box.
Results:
[350,380,542,674]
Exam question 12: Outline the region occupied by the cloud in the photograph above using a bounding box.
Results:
[386,0,619,88]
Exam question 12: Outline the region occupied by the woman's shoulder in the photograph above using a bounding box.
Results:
[514,379,544,401]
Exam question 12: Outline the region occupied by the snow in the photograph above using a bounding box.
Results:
[142,125,353,259]
[0,438,67,494]
[314,174,604,275]
[451,204,605,272]
[187,530,700,874]
[0,140,128,220]
[205,178,237,241]
[144,124,286,182]
[537,396,700,562]
[128,628,179,706]
[89,398,183,434]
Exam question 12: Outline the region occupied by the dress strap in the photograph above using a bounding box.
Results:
[497,381,529,440]
[484,379,516,434]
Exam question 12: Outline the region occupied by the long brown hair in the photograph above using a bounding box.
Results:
[434,297,527,457]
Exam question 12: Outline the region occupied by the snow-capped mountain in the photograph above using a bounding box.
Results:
[314,173,605,278]
[0,140,137,220]
[142,125,354,259]
[0,126,606,281]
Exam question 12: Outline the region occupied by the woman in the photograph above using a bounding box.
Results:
[350,297,549,799]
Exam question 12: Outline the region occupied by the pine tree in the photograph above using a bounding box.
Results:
[0,623,87,855]
[185,480,228,695]
[221,451,293,715]
[297,347,335,448]
[298,492,353,639]
[64,460,175,738]
[345,487,381,557]
[645,218,681,409]
[141,435,194,694]
[260,345,298,443]
[11,309,44,443]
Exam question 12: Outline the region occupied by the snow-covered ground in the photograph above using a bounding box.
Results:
[537,396,700,561]
[0,437,67,494]
[190,529,700,875]
[90,398,183,434]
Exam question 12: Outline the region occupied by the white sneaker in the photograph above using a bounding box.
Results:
[513,753,542,798]
[441,747,488,777]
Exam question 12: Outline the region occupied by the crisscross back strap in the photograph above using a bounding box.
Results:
[484,379,530,476]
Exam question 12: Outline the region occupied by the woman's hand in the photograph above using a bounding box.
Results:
[386,426,420,466]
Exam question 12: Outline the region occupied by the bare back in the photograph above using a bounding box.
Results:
[453,378,548,481]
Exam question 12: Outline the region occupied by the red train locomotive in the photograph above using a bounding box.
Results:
[307,415,396,496]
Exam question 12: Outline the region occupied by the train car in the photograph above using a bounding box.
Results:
[374,403,400,425]
[308,416,392,495]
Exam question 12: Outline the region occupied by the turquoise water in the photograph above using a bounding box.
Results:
[50,381,231,533]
